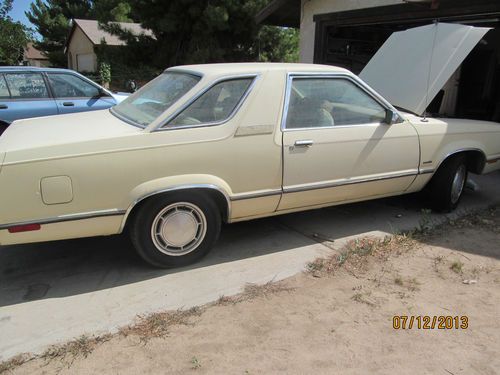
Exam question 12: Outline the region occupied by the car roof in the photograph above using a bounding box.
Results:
[0,66,78,74]
[168,63,350,77]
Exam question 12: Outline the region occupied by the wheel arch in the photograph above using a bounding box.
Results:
[120,183,232,232]
[434,148,487,175]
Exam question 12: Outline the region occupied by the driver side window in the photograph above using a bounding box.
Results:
[167,77,253,127]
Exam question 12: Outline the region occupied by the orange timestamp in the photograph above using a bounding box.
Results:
[393,315,468,330]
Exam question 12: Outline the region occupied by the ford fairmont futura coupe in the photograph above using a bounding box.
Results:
[1,24,499,267]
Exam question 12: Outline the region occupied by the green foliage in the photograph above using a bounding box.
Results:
[26,0,299,79]
[26,0,133,67]
[118,0,299,68]
[99,62,111,84]
[0,0,32,66]
[257,26,299,63]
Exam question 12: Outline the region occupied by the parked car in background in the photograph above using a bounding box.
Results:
[0,67,128,134]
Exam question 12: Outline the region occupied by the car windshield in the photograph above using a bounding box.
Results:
[112,72,201,127]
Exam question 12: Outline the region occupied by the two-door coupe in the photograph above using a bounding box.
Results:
[0,24,499,267]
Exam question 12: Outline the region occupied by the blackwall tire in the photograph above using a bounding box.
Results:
[130,192,221,268]
[428,155,468,212]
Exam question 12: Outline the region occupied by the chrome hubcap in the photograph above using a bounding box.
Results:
[451,165,466,204]
[151,202,207,256]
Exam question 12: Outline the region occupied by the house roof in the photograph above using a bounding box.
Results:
[68,19,153,47]
[256,0,300,27]
[24,42,47,60]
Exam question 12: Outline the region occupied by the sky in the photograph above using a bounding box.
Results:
[10,0,35,28]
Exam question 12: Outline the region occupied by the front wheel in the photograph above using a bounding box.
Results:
[427,155,468,212]
[130,193,221,268]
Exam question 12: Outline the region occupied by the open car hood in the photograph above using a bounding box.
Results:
[360,23,490,116]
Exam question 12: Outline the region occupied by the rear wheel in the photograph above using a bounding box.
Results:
[427,155,468,212]
[130,192,221,268]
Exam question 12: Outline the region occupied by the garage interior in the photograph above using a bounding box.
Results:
[260,0,500,122]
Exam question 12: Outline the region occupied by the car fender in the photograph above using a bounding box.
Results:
[421,140,487,175]
[120,174,234,231]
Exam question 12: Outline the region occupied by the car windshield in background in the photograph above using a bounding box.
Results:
[112,72,201,127]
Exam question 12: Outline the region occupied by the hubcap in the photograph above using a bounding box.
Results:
[451,165,467,204]
[151,202,207,256]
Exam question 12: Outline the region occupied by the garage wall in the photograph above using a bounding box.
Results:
[299,0,405,63]
[67,26,97,72]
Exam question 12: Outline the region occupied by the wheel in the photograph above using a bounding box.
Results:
[427,155,468,212]
[130,192,221,268]
[0,121,8,136]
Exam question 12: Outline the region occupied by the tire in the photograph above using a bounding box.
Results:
[130,192,221,268]
[0,121,8,136]
[427,155,468,212]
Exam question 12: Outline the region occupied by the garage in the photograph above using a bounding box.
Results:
[257,0,500,122]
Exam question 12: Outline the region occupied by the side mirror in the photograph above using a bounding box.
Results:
[384,109,396,125]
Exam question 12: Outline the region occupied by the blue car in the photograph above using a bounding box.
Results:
[0,67,128,134]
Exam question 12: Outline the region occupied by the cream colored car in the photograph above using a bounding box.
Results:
[0,28,499,267]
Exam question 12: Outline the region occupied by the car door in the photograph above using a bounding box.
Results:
[278,74,420,211]
[0,72,58,124]
[46,72,116,114]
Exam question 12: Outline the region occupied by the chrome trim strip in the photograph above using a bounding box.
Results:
[436,148,487,173]
[230,189,282,201]
[487,153,500,162]
[280,72,403,132]
[119,184,232,231]
[0,209,125,230]
[153,73,260,132]
[283,170,419,194]
[419,168,435,175]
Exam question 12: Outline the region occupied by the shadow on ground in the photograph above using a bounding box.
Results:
[0,171,499,309]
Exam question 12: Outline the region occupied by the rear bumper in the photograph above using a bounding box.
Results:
[0,215,123,246]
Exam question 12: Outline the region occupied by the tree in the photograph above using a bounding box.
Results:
[256,26,299,63]
[0,0,32,66]
[26,0,133,67]
[26,0,93,66]
[112,0,298,68]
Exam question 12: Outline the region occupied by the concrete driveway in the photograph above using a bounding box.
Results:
[1,172,499,360]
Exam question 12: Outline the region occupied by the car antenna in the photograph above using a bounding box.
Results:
[422,19,439,123]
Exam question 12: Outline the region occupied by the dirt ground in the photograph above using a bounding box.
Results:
[2,208,500,375]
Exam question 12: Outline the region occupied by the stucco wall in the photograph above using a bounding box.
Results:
[299,0,405,63]
[67,26,97,72]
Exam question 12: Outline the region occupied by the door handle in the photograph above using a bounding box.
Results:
[294,140,314,147]
[0,104,7,109]
[62,102,75,107]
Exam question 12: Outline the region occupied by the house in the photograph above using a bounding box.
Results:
[66,19,152,73]
[257,0,500,122]
[23,42,50,67]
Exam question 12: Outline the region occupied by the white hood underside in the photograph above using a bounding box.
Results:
[360,23,490,116]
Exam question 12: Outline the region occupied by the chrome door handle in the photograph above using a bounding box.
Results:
[294,140,314,147]
[62,102,75,107]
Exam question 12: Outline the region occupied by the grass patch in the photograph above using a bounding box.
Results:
[190,356,201,370]
[307,234,416,277]
[450,261,464,274]
[0,355,28,375]
[216,280,294,306]
[351,292,376,306]
[394,276,404,286]
[40,334,112,368]
[120,280,293,342]
[119,306,204,342]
